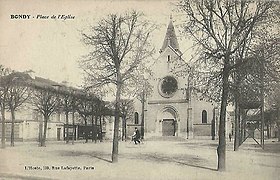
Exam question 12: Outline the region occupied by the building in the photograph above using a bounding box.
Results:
[132,17,219,139]
[0,72,115,142]
[0,18,233,142]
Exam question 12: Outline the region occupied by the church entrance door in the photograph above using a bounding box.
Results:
[162,119,175,136]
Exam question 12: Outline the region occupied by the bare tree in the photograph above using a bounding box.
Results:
[266,83,280,142]
[84,87,108,143]
[115,71,153,141]
[94,100,108,143]
[0,65,11,149]
[97,101,107,142]
[135,74,153,139]
[56,85,75,144]
[67,89,82,145]
[232,2,280,150]
[70,91,78,145]
[89,98,100,143]
[80,11,155,163]
[76,93,97,143]
[178,0,276,171]
[31,86,60,147]
[5,73,31,146]
[118,99,134,141]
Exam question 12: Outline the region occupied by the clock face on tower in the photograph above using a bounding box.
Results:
[159,76,178,98]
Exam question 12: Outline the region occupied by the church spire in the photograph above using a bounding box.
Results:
[160,15,180,53]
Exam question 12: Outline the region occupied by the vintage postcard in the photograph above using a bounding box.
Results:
[0,0,279,179]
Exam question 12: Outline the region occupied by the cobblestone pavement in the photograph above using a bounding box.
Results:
[0,138,279,180]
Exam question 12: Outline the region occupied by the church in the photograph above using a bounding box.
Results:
[132,17,220,139]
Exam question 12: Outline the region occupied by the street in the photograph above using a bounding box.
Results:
[0,138,279,180]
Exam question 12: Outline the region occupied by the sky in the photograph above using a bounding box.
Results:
[0,0,192,88]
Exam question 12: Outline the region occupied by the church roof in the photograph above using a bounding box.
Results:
[160,16,180,53]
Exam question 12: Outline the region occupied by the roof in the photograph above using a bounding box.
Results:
[159,16,181,54]
[0,71,60,88]
[0,71,98,100]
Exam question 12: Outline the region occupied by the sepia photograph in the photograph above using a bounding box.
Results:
[0,0,279,179]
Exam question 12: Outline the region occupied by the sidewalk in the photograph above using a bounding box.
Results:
[0,139,279,180]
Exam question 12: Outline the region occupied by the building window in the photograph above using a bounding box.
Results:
[134,112,139,124]
[56,113,61,122]
[202,110,207,123]
[167,55,170,62]
[159,76,178,98]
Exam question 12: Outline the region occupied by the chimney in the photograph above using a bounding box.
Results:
[25,70,36,79]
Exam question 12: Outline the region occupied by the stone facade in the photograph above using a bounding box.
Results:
[0,73,115,142]
[134,18,219,139]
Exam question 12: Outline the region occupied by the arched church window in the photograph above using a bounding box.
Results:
[202,110,207,123]
[134,112,139,124]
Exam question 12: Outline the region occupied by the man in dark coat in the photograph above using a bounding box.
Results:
[132,127,141,144]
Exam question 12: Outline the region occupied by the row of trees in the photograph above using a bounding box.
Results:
[177,0,280,171]
[79,0,279,171]
[2,0,278,172]
[265,83,280,142]
[0,67,109,148]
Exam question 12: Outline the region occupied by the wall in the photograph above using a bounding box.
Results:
[193,124,212,137]
[0,122,22,141]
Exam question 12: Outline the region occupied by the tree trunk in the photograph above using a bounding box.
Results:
[240,109,246,145]
[217,67,230,171]
[94,115,98,143]
[1,106,6,149]
[269,120,272,139]
[65,111,69,144]
[99,115,103,142]
[278,122,280,142]
[124,116,127,140]
[267,123,270,139]
[141,91,145,139]
[10,108,15,147]
[276,107,280,142]
[41,114,48,147]
[38,119,43,146]
[85,119,88,143]
[91,115,94,142]
[112,71,121,163]
[122,115,126,141]
[72,111,75,145]
[243,114,247,142]
[211,109,215,140]
[234,102,240,151]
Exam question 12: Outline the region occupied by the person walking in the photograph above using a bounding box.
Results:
[229,133,232,142]
[132,127,141,144]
